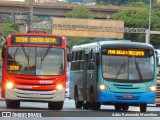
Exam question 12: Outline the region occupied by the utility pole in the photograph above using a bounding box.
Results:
[27,0,33,31]
[0,17,2,43]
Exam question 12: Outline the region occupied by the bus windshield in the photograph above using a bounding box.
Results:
[7,46,64,75]
[102,49,154,81]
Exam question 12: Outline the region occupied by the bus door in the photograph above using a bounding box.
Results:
[86,49,98,103]
[78,50,85,101]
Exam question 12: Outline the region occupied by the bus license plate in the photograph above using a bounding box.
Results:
[30,93,40,97]
[123,94,132,98]
[156,99,160,102]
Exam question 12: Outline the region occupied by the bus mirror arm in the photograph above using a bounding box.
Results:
[67,46,71,62]
[67,45,70,51]
[96,54,100,66]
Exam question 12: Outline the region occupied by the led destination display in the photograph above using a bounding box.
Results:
[102,49,145,57]
[11,36,62,45]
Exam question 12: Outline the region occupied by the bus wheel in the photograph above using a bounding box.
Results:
[90,87,101,110]
[140,104,147,112]
[74,87,83,109]
[92,102,101,110]
[114,104,122,111]
[6,100,20,108]
[156,104,160,107]
[122,105,129,111]
[48,101,64,110]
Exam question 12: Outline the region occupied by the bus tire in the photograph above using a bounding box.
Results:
[92,102,101,110]
[6,100,20,108]
[156,104,160,107]
[48,101,64,110]
[122,105,129,111]
[140,103,147,112]
[74,87,83,109]
[83,102,91,109]
[90,87,101,110]
[114,104,122,111]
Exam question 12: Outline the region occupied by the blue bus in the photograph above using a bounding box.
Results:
[69,41,157,112]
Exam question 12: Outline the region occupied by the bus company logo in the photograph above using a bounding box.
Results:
[39,80,53,84]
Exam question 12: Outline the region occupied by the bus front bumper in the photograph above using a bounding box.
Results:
[5,88,65,102]
[98,91,156,104]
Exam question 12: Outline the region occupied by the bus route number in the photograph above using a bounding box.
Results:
[9,65,20,71]
[15,37,28,43]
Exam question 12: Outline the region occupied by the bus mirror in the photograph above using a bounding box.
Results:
[155,51,159,67]
[67,45,70,52]
[96,54,100,66]
[67,46,71,62]
[67,53,72,62]
[2,46,6,59]
[156,56,159,67]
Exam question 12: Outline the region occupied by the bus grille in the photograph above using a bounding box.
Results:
[113,84,139,89]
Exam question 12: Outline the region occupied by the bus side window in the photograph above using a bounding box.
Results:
[75,51,80,71]
[71,51,76,71]
[80,50,85,70]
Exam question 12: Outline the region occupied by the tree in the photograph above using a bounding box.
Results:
[0,22,19,46]
[112,7,160,48]
[95,0,157,6]
[2,22,19,38]
[128,2,145,7]
[66,5,94,19]
[65,5,96,47]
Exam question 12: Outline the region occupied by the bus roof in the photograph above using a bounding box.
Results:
[72,40,154,51]
[8,31,65,38]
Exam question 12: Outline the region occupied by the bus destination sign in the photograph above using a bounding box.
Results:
[11,36,62,45]
[103,49,145,56]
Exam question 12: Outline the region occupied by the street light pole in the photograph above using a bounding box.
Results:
[146,0,152,44]
[0,17,2,43]
[28,0,33,31]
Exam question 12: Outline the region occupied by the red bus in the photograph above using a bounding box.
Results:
[1,31,67,110]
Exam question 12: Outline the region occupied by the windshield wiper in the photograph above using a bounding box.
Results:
[135,61,143,80]
[41,45,51,61]
[13,48,18,59]
[40,45,51,69]
[115,63,125,79]
[21,45,29,61]
[21,45,30,69]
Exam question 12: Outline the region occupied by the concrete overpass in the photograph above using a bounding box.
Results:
[0,1,144,19]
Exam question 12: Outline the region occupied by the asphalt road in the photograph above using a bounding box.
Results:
[0,98,159,120]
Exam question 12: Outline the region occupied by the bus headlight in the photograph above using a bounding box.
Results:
[56,84,63,90]
[148,85,156,92]
[6,82,14,90]
[99,84,109,90]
